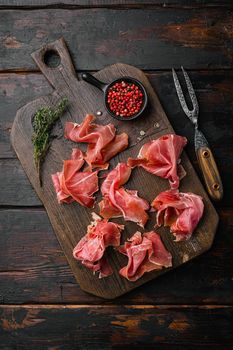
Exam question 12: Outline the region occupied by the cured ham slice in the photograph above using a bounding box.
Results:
[128,134,187,189]
[73,216,124,278]
[65,114,115,145]
[100,188,149,227]
[65,114,128,169]
[101,163,131,196]
[118,231,172,281]
[86,133,129,170]
[99,196,122,219]
[151,189,204,241]
[51,148,98,208]
[99,163,149,227]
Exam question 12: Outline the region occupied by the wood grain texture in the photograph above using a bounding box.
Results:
[0,8,233,71]
[0,305,232,349]
[0,208,231,304]
[0,159,41,206]
[0,0,232,7]
[0,73,53,159]
[10,38,218,298]
[1,71,233,206]
[197,146,223,201]
[0,2,232,348]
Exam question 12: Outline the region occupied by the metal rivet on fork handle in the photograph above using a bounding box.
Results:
[202,150,209,158]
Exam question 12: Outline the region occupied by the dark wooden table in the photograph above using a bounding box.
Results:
[0,1,233,349]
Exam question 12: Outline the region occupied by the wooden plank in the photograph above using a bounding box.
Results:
[2,154,232,208]
[0,205,231,304]
[0,73,53,158]
[0,159,41,206]
[11,38,218,299]
[0,0,232,7]
[1,71,232,206]
[0,8,232,71]
[1,70,232,158]
[0,305,232,349]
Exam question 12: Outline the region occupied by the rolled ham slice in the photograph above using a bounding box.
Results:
[73,216,124,278]
[117,231,172,281]
[65,114,128,170]
[99,163,150,227]
[128,134,187,189]
[151,189,204,241]
[51,148,98,208]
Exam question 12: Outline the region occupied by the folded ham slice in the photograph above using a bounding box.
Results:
[65,114,128,170]
[99,163,150,227]
[151,189,204,241]
[128,134,187,189]
[117,231,172,281]
[101,162,131,196]
[73,216,124,278]
[51,148,98,208]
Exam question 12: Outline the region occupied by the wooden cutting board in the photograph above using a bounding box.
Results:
[11,38,218,299]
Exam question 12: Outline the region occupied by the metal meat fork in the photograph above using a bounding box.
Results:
[172,66,223,201]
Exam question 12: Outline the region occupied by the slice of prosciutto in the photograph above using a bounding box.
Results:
[117,231,172,281]
[65,114,128,170]
[51,148,98,208]
[99,163,149,227]
[73,216,124,278]
[128,134,187,189]
[101,162,131,196]
[151,189,204,241]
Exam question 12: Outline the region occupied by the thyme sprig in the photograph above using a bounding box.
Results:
[32,97,68,186]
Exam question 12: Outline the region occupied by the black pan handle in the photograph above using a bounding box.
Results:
[81,72,108,92]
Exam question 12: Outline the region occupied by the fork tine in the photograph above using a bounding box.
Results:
[172,68,192,118]
[181,66,199,115]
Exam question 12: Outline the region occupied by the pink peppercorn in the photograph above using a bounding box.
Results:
[107,80,144,118]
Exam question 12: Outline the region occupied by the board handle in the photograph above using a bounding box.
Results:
[31,38,78,92]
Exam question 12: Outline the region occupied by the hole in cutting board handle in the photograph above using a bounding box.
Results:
[43,50,61,68]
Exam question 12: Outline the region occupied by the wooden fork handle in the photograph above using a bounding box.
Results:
[196,146,223,201]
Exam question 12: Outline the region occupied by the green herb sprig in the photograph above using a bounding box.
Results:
[32,97,68,186]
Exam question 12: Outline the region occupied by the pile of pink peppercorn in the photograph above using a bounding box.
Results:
[107,81,144,118]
